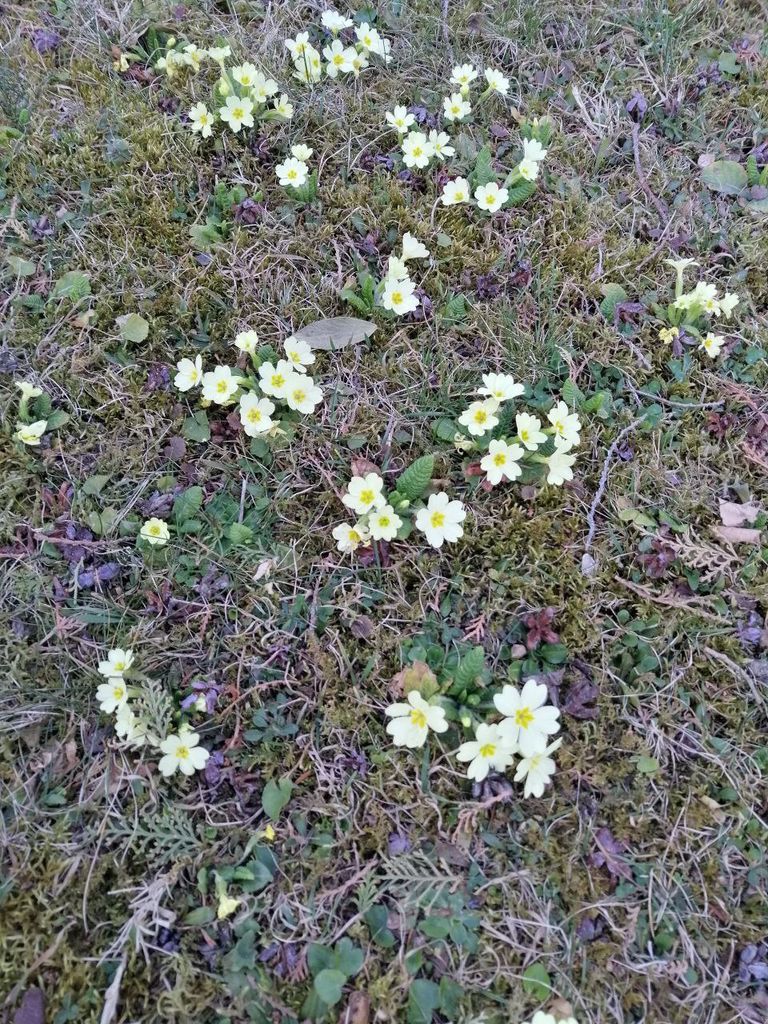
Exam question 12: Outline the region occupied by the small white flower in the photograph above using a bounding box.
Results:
[276,157,309,188]
[323,39,355,76]
[355,22,382,50]
[291,143,313,161]
[401,131,434,169]
[231,62,258,88]
[515,737,562,798]
[477,372,525,403]
[717,292,739,319]
[218,94,254,133]
[342,473,386,515]
[98,648,134,679]
[239,393,275,436]
[115,704,148,746]
[15,381,43,400]
[450,63,478,89]
[515,412,546,450]
[547,400,581,451]
[495,679,561,757]
[350,50,369,76]
[258,360,294,399]
[427,129,455,160]
[182,44,206,71]
[140,517,170,546]
[207,45,231,63]
[545,448,576,486]
[458,399,499,436]
[443,92,472,122]
[385,255,409,281]
[332,521,371,553]
[401,232,430,261]
[202,365,240,404]
[700,332,725,358]
[321,9,353,32]
[284,374,323,414]
[158,727,210,777]
[174,355,203,391]
[385,691,448,748]
[480,439,524,486]
[96,679,130,714]
[456,722,515,782]
[381,276,420,315]
[293,45,323,83]
[385,104,415,134]
[474,181,508,212]
[274,93,294,118]
[441,177,471,205]
[414,492,466,548]
[517,157,539,181]
[251,73,279,103]
[283,335,316,372]
[285,32,311,59]
[484,68,509,95]
[368,503,403,541]
[13,420,47,446]
[522,137,548,163]
[234,330,259,355]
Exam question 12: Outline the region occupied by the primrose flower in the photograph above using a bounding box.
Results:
[415,492,466,548]
[251,73,279,103]
[231,62,259,88]
[664,257,698,275]
[355,23,382,51]
[522,137,548,163]
[700,332,725,358]
[321,9,353,32]
[427,130,455,160]
[174,355,203,391]
[523,1009,579,1024]
[217,893,240,921]
[456,722,515,782]
[293,46,323,83]
[14,420,47,446]
[450,63,478,90]
[274,94,294,118]
[458,399,499,436]
[291,143,313,161]
[96,678,130,714]
[285,32,311,59]
[386,255,409,281]
[480,439,524,486]
[207,45,231,63]
[182,44,206,71]
[658,325,679,344]
[692,281,720,313]
[385,105,415,133]
[284,374,323,414]
[258,360,294,399]
[276,157,309,188]
[718,292,739,318]
[515,737,562,798]
[15,381,43,400]
[381,276,420,315]
[495,679,561,757]
[140,517,171,547]
[443,92,472,121]
[547,400,581,451]
[441,177,471,205]
[283,335,316,372]
[545,448,576,486]
[350,51,369,76]
[517,157,540,181]
[474,181,508,212]
[385,690,448,748]
[401,232,430,261]
[218,95,254,133]
[332,521,371,553]
[158,727,210,777]
[239,393,275,436]
[234,330,259,355]
[202,365,240,404]
[515,412,546,450]
[402,131,434,169]
[342,473,386,515]
[477,372,525,402]
[188,102,214,137]
[98,648,134,679]
[484,68,509,95]
[368,504,403,541]
[114,705,148,746]
[323,39,356,76]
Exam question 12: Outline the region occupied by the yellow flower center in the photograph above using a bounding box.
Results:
[359,488,375,505]
[410,709,427,728]
[473,410,488,424]
[391,291,403,305]
[520,429,529,441]
[148,524,161,536]
[430,511,445,528]
[479,743,496,758]
[333,54,344,65]
[349,530,362,543]
[515,706,534,728]
[176,745,190,760]
[113,685,124,699]
[493,452,506,466]
[248,410,262,423]
[232,107,244,119]
[216,380,229,393]
[272,374,285,387]
[287,169,297,179]
[199,115,208,125]
[292,389,306,403]
[114,661,125,671]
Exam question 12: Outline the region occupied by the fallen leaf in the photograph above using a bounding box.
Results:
[589,827,632,882]
[389,661,438,699]
[339,991,371,1024]
[719,500,760,527]
[713,526,761,545]
[351,456,381,478]
[291,317,377,351]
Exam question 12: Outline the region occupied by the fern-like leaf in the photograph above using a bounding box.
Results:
[454,646,485,689]
[396,454,435,500]
[506,179,537,206]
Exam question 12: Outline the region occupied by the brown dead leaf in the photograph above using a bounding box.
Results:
[389,661,438,698]
[339,991,370,1024]
[719,500,760,527]
[350,456,381,478]
[713,526,762,545]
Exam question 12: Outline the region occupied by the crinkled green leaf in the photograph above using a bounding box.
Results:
[396,454,435,500]
[701,160,747,195]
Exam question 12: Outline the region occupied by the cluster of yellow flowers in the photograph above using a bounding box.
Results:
[454,374,582,488]
[286,12,392,84]
[657,258,740,359]
[95,647,210,777]
[12,381,47,446]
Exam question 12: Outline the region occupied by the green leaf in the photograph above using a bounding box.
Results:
[396,454,435,500]
[522,962,552,1000]
[472,144,495,188]
[636,755,659,774]
[184,906,216,925]
[407,979,441,1024]
[227,522,254,545]
[307,943,334,976]
[717,51,740,75]
[115,312,149,344]
[313,968,346,1007]
[599,283,627,321]
[182,410,211,443]
[746,155,760,187]
[561,378,584,408]
[439,293,467,325]
[364,904,396,948]
[82,474,111,496]
[45,409,70,430]
[333,938,364,977]
[261,777,293,820]
[618,507,657,529]
[51,270,91,301]
[701,160,747,195]
[173,486,204,525]
[454,646,485,689]
[432,417,457,442]
[506,178,537,206]
[6,254,35,276]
